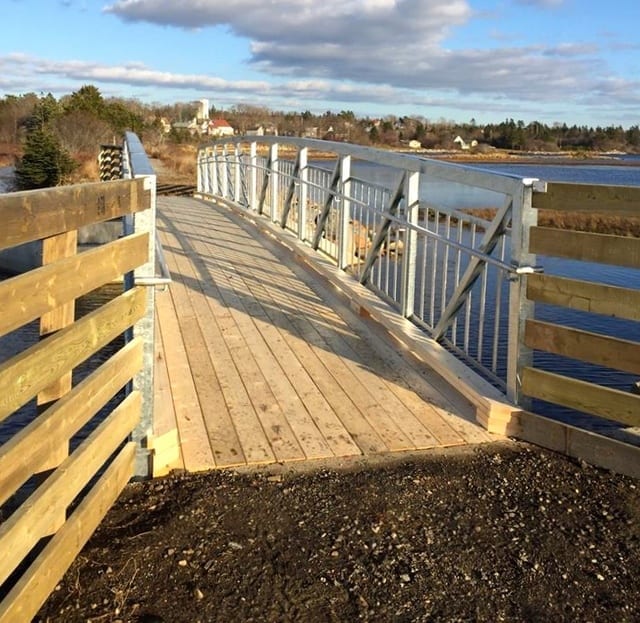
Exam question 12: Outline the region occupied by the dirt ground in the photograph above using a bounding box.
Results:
[35,440,639,623]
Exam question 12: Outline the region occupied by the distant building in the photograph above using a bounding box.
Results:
[245,126,265,137]
[208,119,235,137]
[408,140,422,150]
[198,99,210,121]
[453,136,478,150]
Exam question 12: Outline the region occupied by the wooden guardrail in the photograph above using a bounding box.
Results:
[522,182,640,427]
[0,178,151,621]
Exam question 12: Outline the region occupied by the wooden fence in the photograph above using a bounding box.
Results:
[522,182,640,428]
[0,178,151,621]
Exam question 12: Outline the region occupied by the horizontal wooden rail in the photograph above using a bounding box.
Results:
[0,286,146,422]
[0,391,140,588]
[524,319,640,375]
[0,338,143,507]
[533,181,640,216]
[0,178,150,251]
[522,367,640,427]
[530,227,640,268]
[0,233,148,337]
[0,442,136,623]
[527,273,640,321]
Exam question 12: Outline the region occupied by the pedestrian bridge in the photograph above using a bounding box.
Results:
[0,133,639,620]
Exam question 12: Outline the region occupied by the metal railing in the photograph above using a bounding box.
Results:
[197,138,540,404]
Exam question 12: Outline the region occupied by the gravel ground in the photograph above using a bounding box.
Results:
[37,441,640,623]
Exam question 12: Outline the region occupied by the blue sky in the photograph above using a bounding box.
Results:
[2,0,639,127]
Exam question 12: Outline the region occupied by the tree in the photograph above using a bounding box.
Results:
[15,127,76,189]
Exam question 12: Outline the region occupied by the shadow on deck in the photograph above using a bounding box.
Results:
[152,196,494,475]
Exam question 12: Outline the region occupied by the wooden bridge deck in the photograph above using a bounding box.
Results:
[152,196,494,474]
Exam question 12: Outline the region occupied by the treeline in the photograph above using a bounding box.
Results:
[2,86,639,190]
[0,86,163,189]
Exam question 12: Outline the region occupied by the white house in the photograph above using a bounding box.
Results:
[453,136,478,150]
[208,119,235,137]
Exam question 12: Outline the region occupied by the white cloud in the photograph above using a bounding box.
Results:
[100,0,612,104]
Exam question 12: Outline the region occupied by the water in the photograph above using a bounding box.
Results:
[338,157,640,433]
[0,282,125,446]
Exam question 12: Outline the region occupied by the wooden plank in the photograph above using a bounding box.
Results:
[530,226,640,268]
[155,284,217,471]
[507,410,640,480]
[157,228,250,466]
[0,287,146,423]
[0,178,150,251]
[527,273,640,321]
[525,319,640,375]
[522,367,640,427]
[0,232,149,337]
[38,230,78,406]
[0,392,140,588]
[152,312,184,475]
[0,443,135,623]
[192,231,325,461]
[533,181,640,216]
[0,338,143,507]
[158,226,257,467]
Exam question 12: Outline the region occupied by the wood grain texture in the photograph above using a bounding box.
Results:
[0,287,146,423]
[0,392,140,589]
[0,443,135,623]
[522,367,640,426]
[0,232,148,337]
[525,319,640,375]
[533,181,640,216]
[38,230,78,406]
[0,338,143,507]
[530,226,640,268]
[0,178,150,251]
[527,273,640,321]
[154,195,492,471]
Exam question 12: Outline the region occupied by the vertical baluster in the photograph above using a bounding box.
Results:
[338,155,352,270]
[234,144,241,204]
[400,171,419,318]
[492,236,506,375]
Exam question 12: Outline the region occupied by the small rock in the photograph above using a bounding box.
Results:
[178,559,188,567]
[194,588,204,600]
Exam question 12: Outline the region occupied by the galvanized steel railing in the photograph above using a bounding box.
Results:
[197,137,540,405]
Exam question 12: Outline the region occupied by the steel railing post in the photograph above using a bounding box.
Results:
[298,147,308,242]
[234,144,241,204]
[249,142,258,212]
[400,171,420,318]
[506,180,538,405]
[270,143,279,222]
[337,155,351,270]
[211,146,219,196]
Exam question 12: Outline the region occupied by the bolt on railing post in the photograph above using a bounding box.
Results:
[234,143,241,204]
[249,141,258,212]
[400,170,420,318]
[298,147,308,241]
[506,179,538,406]
[337,155,352,270]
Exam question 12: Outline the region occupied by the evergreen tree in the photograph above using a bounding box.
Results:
[15,127,76,189]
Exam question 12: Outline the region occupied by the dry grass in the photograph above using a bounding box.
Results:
[152,143,197,183]
[464,207,640,237]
